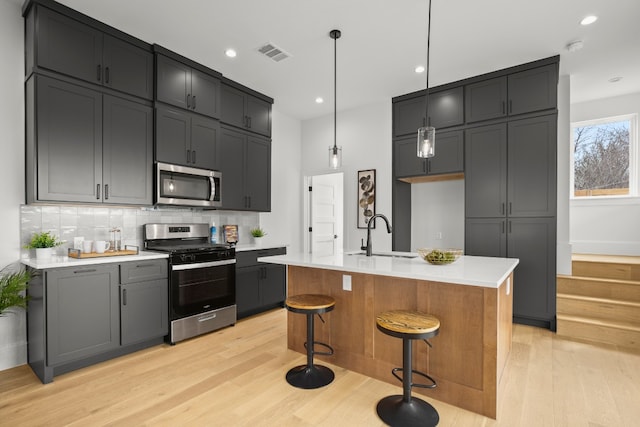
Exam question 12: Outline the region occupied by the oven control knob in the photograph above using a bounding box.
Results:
[190,254,196,262]
[180,254,188,262]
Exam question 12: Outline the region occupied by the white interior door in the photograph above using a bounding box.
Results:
[310,173,343,256]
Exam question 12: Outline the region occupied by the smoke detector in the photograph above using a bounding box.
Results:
[566,40,584,52]
[257,43,291,62]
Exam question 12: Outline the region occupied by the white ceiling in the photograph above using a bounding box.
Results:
[32,0,640,120]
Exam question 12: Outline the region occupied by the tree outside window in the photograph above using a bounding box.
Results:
[571,114,637,198]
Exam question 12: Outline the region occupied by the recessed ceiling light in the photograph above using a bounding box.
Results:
[608,77,622,83]
[580,15,598,26]
[415,65,425,74]
[225,49,237,58]
[315,97,324,104]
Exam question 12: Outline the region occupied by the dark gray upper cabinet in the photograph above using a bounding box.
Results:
[103,94,153,205]
[221,83,272,137]
[218,126,271,211]
[464,123,508,218]
[120,260,168,346]
[30,5,152,100]
[465,64,557,123]
[155,105,219,170]
[392,87,464,137]
[46,265,120,366]
[156,54,220,118]
[507,115,557,217]
[394,130,463,178]
[29,75,153,205]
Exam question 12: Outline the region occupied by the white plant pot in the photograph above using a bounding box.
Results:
[253,237,263,247]
[35,247,53,261]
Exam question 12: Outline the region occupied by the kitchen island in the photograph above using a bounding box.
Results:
[259,251,519,419]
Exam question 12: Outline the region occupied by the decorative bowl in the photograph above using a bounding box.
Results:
[417,248,463,265]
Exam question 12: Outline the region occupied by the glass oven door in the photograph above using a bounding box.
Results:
[170,260,236,319]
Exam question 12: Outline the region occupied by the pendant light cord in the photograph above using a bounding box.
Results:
[425,0,432,124]
[334,31,337,152]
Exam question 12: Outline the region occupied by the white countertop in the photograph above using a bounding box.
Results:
[21,251,168,270]
[234,243,288,252]
[258,251,519,288]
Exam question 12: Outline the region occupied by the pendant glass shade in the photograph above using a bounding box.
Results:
[329,145,342,169]
[417,126,436,158]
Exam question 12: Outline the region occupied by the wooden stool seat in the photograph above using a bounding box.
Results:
[285,294,335,312]
[285,294,335,389]
[376,309,440,427]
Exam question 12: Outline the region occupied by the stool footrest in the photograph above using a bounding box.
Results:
[304,341,334,357]
[391,367,437,389]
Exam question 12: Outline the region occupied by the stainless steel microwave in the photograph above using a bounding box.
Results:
[156,162,222,208]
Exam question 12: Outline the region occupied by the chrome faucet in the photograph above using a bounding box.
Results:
[361,214,392,256]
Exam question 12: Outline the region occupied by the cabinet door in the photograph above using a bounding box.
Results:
[508,64,557,116]
[36,76,103,203]
[190,115,220,170]
[429,87,464,129]
[220,84,246,129]
[191,69,220,118]
[508,217,556,324]
[245,136,271,211]
[156,55,191,110]
[261,264,286,306]
[246,95,272,136]
[218,127,246,210]
[393,95,426,137]
[464,123,507,217]
[507,115,557,217]
[393,136,426,178]
[121,279,168,346]
[103,34,153,100]
[156,105,191,166]
[236,266,261,317]
[103,95,153,205]
[428,130,464,175]
[46,265,120,365]
[465,218,507,257]
[36,7,102,86]
[465,77,507,123]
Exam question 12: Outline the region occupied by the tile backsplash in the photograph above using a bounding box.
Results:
[20,205,259,258]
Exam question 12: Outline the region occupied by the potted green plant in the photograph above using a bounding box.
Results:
[250,227,267,246]
[25,231,63,261]
[0,265,31,316]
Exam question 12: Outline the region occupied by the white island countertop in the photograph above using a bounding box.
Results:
[21,251,168,270]
[258,251,519,288]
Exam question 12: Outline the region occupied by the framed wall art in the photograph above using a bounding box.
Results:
[357,169,376,229]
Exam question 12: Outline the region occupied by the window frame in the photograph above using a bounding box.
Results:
[570,113,639,200]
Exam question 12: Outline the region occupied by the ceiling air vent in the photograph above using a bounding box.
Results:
[257,42,291,62]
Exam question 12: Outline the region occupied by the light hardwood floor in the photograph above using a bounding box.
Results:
[1,308,639,426]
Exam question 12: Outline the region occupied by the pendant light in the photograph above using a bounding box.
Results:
[329,29,342,169]
[417,0,435,158]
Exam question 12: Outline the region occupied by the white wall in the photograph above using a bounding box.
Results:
[0,0,27,371]
[259,108,303,252]
[301,101,393,252]
[557,75,572,274]
[569,92,640,255]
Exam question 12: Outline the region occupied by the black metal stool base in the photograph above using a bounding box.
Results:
[377,395,439,427]
[286,364,335,389]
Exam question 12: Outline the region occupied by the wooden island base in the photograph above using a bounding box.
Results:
[287,265,513,419]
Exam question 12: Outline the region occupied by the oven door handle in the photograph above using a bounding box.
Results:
[172,259,236,271]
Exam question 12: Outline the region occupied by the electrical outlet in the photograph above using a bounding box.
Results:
[436,232,443,240]
[343,274,352,291]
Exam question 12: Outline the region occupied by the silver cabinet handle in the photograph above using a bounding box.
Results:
[209,176,216,201]
[172,259,236,271]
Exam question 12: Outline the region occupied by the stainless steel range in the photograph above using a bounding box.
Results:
[144,223,236,344]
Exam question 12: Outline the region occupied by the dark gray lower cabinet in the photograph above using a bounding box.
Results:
[465,217,556,328]
[27,259,168,383]
[236,247,286,318]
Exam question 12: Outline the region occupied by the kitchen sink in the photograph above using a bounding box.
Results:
[347,252,417,259]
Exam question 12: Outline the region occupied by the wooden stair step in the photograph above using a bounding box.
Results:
[557,275,640,303]
[557,293,640,324]
[556,314,640,350]
[571,254,640,281]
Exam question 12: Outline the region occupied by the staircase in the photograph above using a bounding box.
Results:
[556,254,640,351]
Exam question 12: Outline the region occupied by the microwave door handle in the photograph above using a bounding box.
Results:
[209,176,216,201]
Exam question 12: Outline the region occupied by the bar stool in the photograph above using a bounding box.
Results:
[285,294,336,389]
[376,310,440,427]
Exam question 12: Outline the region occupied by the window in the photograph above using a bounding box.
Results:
[571,114,638,198]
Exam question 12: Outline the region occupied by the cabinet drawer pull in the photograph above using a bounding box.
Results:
[501,202,505,215]
[105,66,110,84]
[508,221,512,234]
[509,202,512,215]
[501,221,505,234]
[122,289,127,306]
[73,269,97,274]
[247,116,252,128]
[187,94,191,109]
[191,150,196,164]
[192,95,196,109]
[97,184,101,200]
[135,263,155,268]
[186,149,191,163]
[104,184,109,200]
